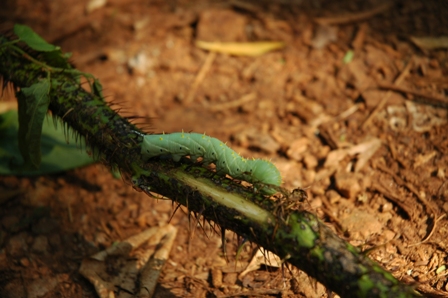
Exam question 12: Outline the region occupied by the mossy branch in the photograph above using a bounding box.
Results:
[0,29,420,297]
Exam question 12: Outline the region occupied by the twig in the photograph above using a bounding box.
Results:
[334,103,361,122]
[362,56,414,129]
[377,82,448,108]
[409,214,446,247]
[138,225,178,298]
[184,51,216,105]
[316,104,361,150]
[352,23,368,50]
[314,2,393,25]
[67,203,73,223]
[109,221,124,241]
[375,162,437,217]
[317,124,340,150]
[100,219,112,239]
[438,180,448,199]
[208,92,256,111]
[370,181,414,220]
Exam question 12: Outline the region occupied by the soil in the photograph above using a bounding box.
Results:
[1,0,448,297]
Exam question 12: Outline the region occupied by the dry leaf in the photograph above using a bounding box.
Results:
[80,225,178,298]
[195,40,285,56]
[86,0,107,13]
[410,36,448,50]
[238,249,282,280]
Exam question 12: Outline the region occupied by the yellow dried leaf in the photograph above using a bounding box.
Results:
[410,36,448,50]
[195,40,285,57]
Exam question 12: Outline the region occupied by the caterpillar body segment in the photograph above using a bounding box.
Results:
[141,132,282,189]
[185,133,207,161]
[164,133,190,162]
[201,134,223,165]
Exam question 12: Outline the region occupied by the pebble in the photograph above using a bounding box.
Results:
[32,218,58,235]
[324,149,348,168]
[1,176,21,189]
[1,215,19,231]
[20,257,30,267]
[26,277,58,298]
[240,273,253,288]
[310,196,323,209]
[48,234,61,248]
[25,184,54,206]
[0,251,7,267]
[234,128,280,154]
[310,184,326,196]
[94,232,110,247]
[316,145,331,160]
[136,214,148,228]
[443,202,448,213]
[196,9,247,42]
[339,208,383,239]
[326,189,341,204]
[382,229,396,243]
[253,271,270,282]
[3,279,26,298]
[303,153,318,169]
[286,138,309,161]
[290,277,301,294]
[31,235,49,254]
[223,272,237,285]
[211,268,223,288]
[334,172,361,198]
[381,202,393,213]
[252,133,280,154]
[6,233,28,257]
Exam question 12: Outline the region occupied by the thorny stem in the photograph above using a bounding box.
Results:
[0,34,421,298]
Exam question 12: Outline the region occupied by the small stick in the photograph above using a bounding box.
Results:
[314,2,393,25]
[208,92,256,111]
[375,162,437,216]
[370,181,414,220]
[409,214,446,247]
[67,203,73,223]
[100,219,113,238]
[377,82,448,108]
[362,56,414,129]
[138,225,178,298]
[184,51,217,105]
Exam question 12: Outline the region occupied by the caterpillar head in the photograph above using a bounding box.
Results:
[249,159,282,186]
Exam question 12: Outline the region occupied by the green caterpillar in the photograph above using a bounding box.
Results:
[140,132,282,189]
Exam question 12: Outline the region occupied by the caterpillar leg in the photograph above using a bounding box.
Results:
[172,154,183,162]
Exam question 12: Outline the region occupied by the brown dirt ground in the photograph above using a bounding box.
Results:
[1,0,448,297]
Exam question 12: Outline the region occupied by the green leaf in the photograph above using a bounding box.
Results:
[343,50,355,64]
[0,110,95,175]
[13,25,73,74]
[42,51,72,69]
[14,24,60,52]
[17,79,51,169]
[62,52,73,59]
